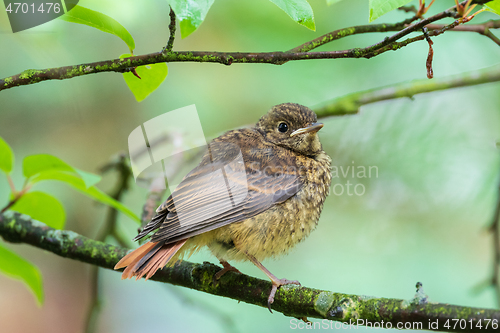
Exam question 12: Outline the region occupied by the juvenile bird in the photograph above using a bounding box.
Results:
[115,103,332,311]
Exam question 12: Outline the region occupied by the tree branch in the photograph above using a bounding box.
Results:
[426,20,500,46]
[0,211,498,331]
[314,64,500,118]
[359,6,457,57]
[287,16,419,53]
[1,1,497,92]
[162,7,176,54]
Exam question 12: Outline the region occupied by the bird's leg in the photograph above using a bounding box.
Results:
[213,259,241,284]
[244,252,301,313]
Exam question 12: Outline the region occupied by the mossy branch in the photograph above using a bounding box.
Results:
[314,64,500,118]
[0,211,499,331]
[162,7,177,54]
[1,1,498,92]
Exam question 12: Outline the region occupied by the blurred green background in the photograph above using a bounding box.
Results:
[1,0,500,332]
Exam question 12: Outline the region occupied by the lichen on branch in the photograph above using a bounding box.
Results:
[1,0,498,92]
[0,211,499,331]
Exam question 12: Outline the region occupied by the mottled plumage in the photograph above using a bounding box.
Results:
[115,103,332,310]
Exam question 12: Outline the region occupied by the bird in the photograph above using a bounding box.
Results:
[115,103,332,311]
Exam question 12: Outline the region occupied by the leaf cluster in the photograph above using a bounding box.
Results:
[0,137,139,304]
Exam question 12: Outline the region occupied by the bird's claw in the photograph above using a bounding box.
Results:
[267,278,301,313]
[213,261,241,286]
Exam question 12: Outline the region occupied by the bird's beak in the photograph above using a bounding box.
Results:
[290,122,324,137]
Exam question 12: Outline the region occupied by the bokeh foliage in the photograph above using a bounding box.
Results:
[0,0,499,332]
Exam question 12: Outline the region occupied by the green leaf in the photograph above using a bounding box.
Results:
[10,192,66,229]
[268,0,316,31]
[166,0,215,38]
[60,5,135,53]
[23,154,74,179]
[121,54,168,102]
[83,186,141,223]
[23,154,101,188]
[0,136,14,174]
[369,0,413,22]
[326,0,344,5]
[0,243,43,305]
[20,155,137,223]
[30,171,140,223]
[30,170,83,185]
[484,0,500,16]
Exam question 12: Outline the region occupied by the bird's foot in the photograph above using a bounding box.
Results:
[213,260,241,285]
[268,278,301,313]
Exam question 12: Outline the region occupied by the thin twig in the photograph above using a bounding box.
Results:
[0,200,16,214]
[6,175,16,193]
[288,16,418,53]
[361,4,459,57]
[0,184,31,213]
[165,285,239,333]
[0,176,18,213]
[363,16,476,59]
[162,7,176,54]
[425,20,500,46]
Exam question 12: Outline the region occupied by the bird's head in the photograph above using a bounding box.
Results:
[256,103,324,156]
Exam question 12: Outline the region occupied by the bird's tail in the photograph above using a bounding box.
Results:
[114,239,187,280]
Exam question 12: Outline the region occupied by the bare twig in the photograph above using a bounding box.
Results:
[0,199,16,214]
[162,7,176,54]
[288,16,418,53]
[361,5,458,56]
[422,27,434,79]
[6,175,16,193]
[0,184,31,213]
[425,20,500,46]
[363,16,480,59]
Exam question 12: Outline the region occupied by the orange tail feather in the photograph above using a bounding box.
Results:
[115,242,157,270]
[114,240,187,280]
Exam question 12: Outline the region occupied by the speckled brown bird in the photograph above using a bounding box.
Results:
[115,103,332,310]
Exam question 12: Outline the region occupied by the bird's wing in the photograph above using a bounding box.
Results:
[136,141,301,244]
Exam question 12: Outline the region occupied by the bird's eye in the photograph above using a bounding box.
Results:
[278,122,288,133]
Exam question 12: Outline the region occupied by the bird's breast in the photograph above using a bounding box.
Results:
[210,151,332,262]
